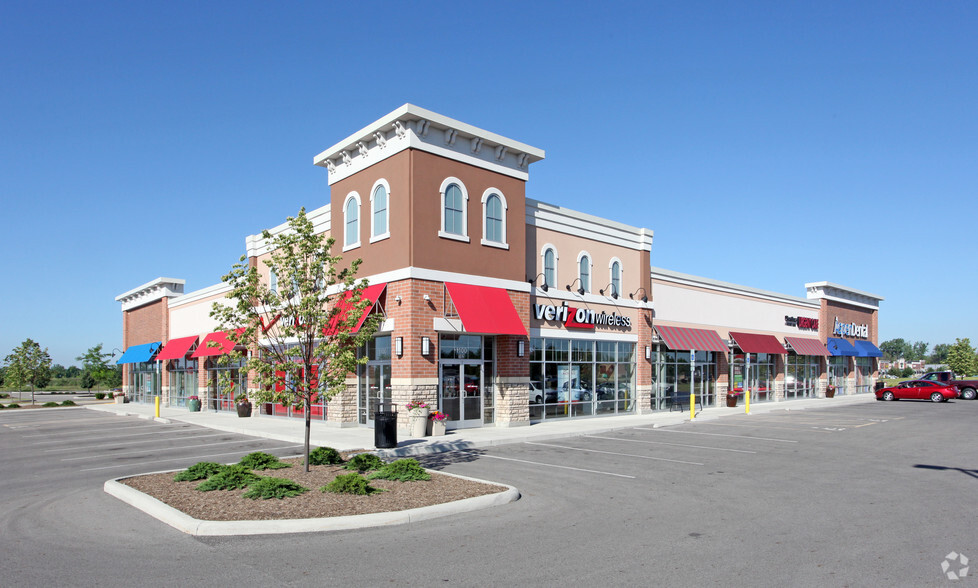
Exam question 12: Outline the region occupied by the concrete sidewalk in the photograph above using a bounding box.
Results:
[86,393,876,459]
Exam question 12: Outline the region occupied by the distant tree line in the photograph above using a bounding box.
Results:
[2,340,122,398]
[879,337,977,377]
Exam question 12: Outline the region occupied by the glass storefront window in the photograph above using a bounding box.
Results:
[785,353,819,399]
[359,335,392,425]
[129,362,160,404]
[168,357,197,407]
[207,356,247,412]
[651,347,714,411]
[529,337,636,421]
[731,352,776,403]
[829,356,849,395]
[855,357,872,394]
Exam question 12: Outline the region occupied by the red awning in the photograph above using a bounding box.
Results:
[784,336,830,356]
[654,325,728,353]
[191,329,245,358]
[324,283,387,336]
[444,282,527,336]
[729,331,787,354]
[155,336,198,361]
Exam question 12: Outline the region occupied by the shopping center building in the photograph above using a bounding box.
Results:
[115,104,884,430]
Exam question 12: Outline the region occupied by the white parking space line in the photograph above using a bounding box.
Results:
[455,449,636,479]
[585,435,757,454]
[2,417,124,429]
[62,438,274,461]
[526,442,704,466]
[29,426,202,444]
[689,422,834,433]
[636,427,797,443]
[77,445,302,472]
[21,424,168,439]
[45,432,227,452]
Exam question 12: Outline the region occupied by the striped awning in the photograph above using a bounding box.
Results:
[654,325,728,353]
[784,336,830,356]
[729,332,787,354]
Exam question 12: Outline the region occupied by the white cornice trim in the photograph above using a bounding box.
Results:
[313,104,545,186]
[357,267,531,293]
[805,281,884,309]
[529,287,653,310]
[167,282,233,308]
[115,277,186,311]
[526,198,653,252]
[652,267,819,309]
[245,203,331,258]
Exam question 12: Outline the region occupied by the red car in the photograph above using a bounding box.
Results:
[876,380,958,403]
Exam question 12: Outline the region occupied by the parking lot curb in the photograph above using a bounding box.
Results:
[104,470,519,536]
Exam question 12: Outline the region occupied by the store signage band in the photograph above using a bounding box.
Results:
[833,317,868,338]
[784,316,819,330]
[533,303,632,330]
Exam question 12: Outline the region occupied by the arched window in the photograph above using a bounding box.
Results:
[439,178,469,241]
[611,260,621,297]
[481,189,508,248]
[370,180,390,242]
[343,192,361,250]
[543,247,557,289]
[578,253,591,293]
[269,268,277,293]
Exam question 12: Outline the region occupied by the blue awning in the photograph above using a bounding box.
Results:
[853,340,883,357]
[116,342,161,364]
[826,337,858,356]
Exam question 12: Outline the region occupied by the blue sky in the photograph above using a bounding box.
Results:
[1,1,975,366]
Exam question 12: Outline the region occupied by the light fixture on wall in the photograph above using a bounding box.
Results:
[395,337,403,357]
[527,272,549,292]
[599,283,619,299]
[421,336,431,356]
[645,346,651,360]
[566,278,585,295]
[629,287,649,304]
[423,294,431,302]
[395,295,402,304]
[518,340,526,357]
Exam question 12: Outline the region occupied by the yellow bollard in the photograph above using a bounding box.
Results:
[690,391,696,420]
[155,396,160,418]
[745,388,750,415]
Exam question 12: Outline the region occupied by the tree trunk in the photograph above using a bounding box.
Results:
[304,397,311,472]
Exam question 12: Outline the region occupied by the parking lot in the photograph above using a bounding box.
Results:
[2,400,976,586]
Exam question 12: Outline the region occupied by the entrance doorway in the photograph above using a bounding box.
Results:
[439,362,483,427]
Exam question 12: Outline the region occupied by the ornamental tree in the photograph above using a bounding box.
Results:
[946,338,977,378]
[4,338,53,404]
[76,343,114,395]
[210,208,379,471]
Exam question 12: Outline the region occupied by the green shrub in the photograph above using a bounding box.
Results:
[368,458,431,482]
[94,392,105,400]
[0,403,5,409]
[321,472,383,495]
[196,465,261,491]
[42,401,59,407]
[61,400,76,407]
[7,403,20,409]
[343,453,385,473]
[309,446,343,466]
[174,462,224,482]
[243,477,309,500]
[238,451,290,470]
[0,393,9,398]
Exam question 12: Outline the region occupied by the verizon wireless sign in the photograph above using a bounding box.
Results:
[533,303,632,330]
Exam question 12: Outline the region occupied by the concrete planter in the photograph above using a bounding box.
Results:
[408,408,429,437]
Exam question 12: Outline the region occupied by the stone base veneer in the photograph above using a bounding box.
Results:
[495,377,530,426]
[326,379,359,426]
[636,384,653,414]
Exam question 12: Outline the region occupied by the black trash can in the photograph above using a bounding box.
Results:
[875,381,886,392]
[374,401,398,449]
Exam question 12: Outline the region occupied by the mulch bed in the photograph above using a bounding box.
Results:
[119,454,506,522]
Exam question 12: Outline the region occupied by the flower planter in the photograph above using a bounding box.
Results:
[726,395,740,408]
[825,388,836,398]
[114,396,125,404]
[408,407,429,437]
[431,420,447,436]
[188,399,202,412]
[236,402,253,417]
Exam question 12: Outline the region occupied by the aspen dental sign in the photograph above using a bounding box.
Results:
[533,303,632,330]
[833,317,869,338]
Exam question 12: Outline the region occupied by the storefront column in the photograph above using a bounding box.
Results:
[636,309,654,414]
[326,377,359,427]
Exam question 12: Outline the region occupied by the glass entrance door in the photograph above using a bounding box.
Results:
[440,362,482,427]
[363,363,391,426]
